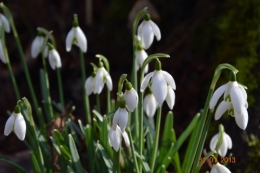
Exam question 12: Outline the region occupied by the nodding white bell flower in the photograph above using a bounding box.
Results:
[95,62,112,94]
[66,17,87,53]
[137,13,161,50]
[112,102,128,133]
[4,105,26,141]
[0,39,7,63]
[166,85,175,110]
[135,36,148,73]
[210,132,232,157]
[209,78,248,130]
[0,14,10,33]
[124,82,138,112]
[210,163,231,173]
[85,72,96,96]
[48,43,62,70]
[144,92,158,117]
[140,60,176,106]
[31,32,44,58]
[108,125,130,152]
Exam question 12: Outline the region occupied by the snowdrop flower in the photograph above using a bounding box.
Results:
[166,85,175,110]
[95,61,112,94]
[31,32,44,58]
[144,91,157,117]
[124,82,138,112]
[209,76,248,130]
[85,72,96,96]
[0,14,10,33]
[4,105,26,141]
[48,43,62,70]
[0,39,6,63]
[108,125,130,152]
[210,163,231,173]
[137,13,161,50]
[135,36,148,73]
[210,132,232,157]
[140,59,176,106]
[66,14,87,53]
[112,102,128,133]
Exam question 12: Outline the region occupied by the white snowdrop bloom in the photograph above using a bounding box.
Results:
[210,163,231,173]
[112,106,128,133]
[140,60,176,106]
[210,132,232,157]
[4,106,26,141]
[85,72,96,96]
[137,14,161,50]
[66,19,87,53]
[0,14,10,33]
[48,44,62,70]
[124,82,138,112]
[135,48,148,73]
[166,85,176,110]
[209,80,248,130]
[0,39,7,63]
[31,34,44,58]
[108,125,130,152]
[95,62,112,94]
[144,92,157,117]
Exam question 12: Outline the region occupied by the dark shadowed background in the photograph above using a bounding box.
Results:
[0,0,260,172]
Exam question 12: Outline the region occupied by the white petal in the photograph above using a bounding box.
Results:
[14,113,26,140]
[144,94,157,117]
[4,113,15,136]
[48,49,62,70]
[238,85,247,100]
[103,69,113,91]
[209,84,228,109]
[219,137,228,157]
[224,133,232,149]
[0,14,10,33]
[124,89,138,112]
[149,20,161,41]
[230,85,244,115]
[234,107,248,130]
[135,49,148,73]
[65,28,74,52]
[112,108,128,132]
[162,71,176,89]
[209,134,219,151]
[108,128,120,151]
[137,21,144,38]
[95,68,105,94]
[141,21,154,49]
[75,27,87,53]
[0,40,6,63]
[121,130,130,147]
[31,36,44,58]
[166,86,175,110]
[214,163,231,173]
[210,166,218,173]
[151,71,167,106]
[85,76,95,96]
[140,72,154,92]
[215,101,230,120]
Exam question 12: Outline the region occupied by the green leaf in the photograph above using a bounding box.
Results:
[30,152,41,173]
[50,136,61,154]
[67,165,76,173]
[78,119,86,137]
[69,134,84,173]
[97,143,113,173]
[92,110,103,122]
[0,156,27,173]
[60,145,72,161]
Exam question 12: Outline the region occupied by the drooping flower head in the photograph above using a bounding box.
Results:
[112,100,128,133]
[124,82,138,112]
[95,61,113,94]
[135,36,148,73]
[48,43,62,70]
[209,125,232,157]
[137,13,161,50]
[31,31,44,58]
[66,14,87,53]
[210,163,231,173]
[0,38,6,63]
[85,71,97,96]
[210,72,248,130]
[140,59,176,107]
[4,105,26,141]
[108,125,130,152]
[0,14,10,33]
[144,87,158,117]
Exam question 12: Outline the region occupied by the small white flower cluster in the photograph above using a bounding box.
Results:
[85,61,112,96]
[141,60,176,117]
[108,82,138,151]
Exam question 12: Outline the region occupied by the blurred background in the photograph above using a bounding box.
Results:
[0,0,260,172]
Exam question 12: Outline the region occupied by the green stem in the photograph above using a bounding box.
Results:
[113,147,121,173]
[107,88,111,114]
[6,61,20,100]
[96,94,100,113]
[79,49,91,124]
[127,128,139,173]
[150,107,162,172]
[138,92,144,172]
[56,68,64,108]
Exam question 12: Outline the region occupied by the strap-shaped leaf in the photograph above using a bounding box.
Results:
[0,156,27,173]
[97,143,113,173]
[69,134,84,173]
